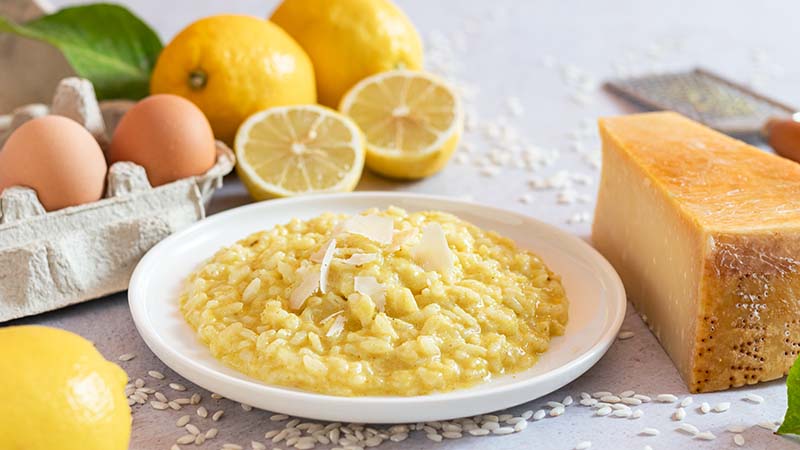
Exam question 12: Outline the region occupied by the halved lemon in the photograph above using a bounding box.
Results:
[339,70,463,179]
[234,105,365,199]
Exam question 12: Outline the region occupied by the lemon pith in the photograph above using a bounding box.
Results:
[339,70,463,179]
[0,326,130,450]
[235,105,365,199]
[150,15,317,144]
[271,0,423,107]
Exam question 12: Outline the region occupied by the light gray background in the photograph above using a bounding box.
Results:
[15,0,800,448]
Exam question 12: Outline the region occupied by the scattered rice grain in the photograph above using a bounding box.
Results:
[618,331,635,340]
[744,393,764,404]
[677,423,699,435]
[656,394,678,403]
[150,401,168,410]
[176,435,195,445]
[695,431,716,441]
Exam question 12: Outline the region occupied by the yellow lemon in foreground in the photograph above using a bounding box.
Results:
[339,70,463,179]
[0,326,130,450]
[235,105,365,199]
[150,15,316,144]
[271,0,423,107]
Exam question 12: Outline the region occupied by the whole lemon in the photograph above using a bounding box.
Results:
[271,0,423,107]
[0,326,131,450]
[150,15,316,144]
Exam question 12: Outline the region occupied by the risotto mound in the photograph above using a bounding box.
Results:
[180,207,568,396]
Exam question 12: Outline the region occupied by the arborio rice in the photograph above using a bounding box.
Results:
[180,207,568,396]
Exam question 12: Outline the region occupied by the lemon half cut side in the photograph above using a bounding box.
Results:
[235,105,366,199]
[339,70,463,180]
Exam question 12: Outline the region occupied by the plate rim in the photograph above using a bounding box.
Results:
[128,191,626,419]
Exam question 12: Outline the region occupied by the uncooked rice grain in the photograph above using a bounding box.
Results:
[656,394,678,403]
[677,423,699,435]
[714,402,731,412]
[744,393,764,404]
[176,435,195,445]
[695,431,716,440]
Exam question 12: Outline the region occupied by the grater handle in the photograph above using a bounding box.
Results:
[764,116,800,163]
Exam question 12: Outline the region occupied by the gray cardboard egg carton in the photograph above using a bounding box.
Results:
[0,77,235,322]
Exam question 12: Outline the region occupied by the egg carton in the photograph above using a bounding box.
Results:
[0,77,236,322]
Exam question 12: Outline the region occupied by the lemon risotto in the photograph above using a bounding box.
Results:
[179,207,568,396]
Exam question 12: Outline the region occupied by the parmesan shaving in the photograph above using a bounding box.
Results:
[411,223,454,273]
[326,315,346,338]
[309,241,330,263]
[342,215,394,245]
[341,253,378,266]
[319,239,337,294]
[289,268,320,310]
[354,276,386,312]
[387,228,418,253]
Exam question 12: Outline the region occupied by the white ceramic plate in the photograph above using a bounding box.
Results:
[129,192,626,423]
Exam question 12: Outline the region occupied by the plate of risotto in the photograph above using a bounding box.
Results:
[129,192,625,423]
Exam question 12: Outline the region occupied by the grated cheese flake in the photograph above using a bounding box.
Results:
[387,228,418,253]
[318,239,337,294]
[354,276,386,311]
[342,215,394,244]
[411,223,454,273]
[341,253,378,266]
[326,315,346,337]
[309,240,332,263]
[289,268,320,310]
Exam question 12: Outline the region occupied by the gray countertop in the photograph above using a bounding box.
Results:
[15,0,800,448]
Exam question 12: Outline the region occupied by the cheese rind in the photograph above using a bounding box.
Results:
[593,111,800,393]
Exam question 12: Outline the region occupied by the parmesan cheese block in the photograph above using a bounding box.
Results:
[593,111,800,393]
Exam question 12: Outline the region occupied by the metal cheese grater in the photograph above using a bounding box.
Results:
[605,68,800,161]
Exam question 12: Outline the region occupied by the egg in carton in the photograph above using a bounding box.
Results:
[0,77,235,322]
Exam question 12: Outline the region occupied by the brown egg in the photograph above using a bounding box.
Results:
[0,115,107,211]
[109,94,216,186]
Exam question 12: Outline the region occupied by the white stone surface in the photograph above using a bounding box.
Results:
[21,0,800,449]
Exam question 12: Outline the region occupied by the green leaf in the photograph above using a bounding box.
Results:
[779,355,800,435]
[0,3,162,100]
